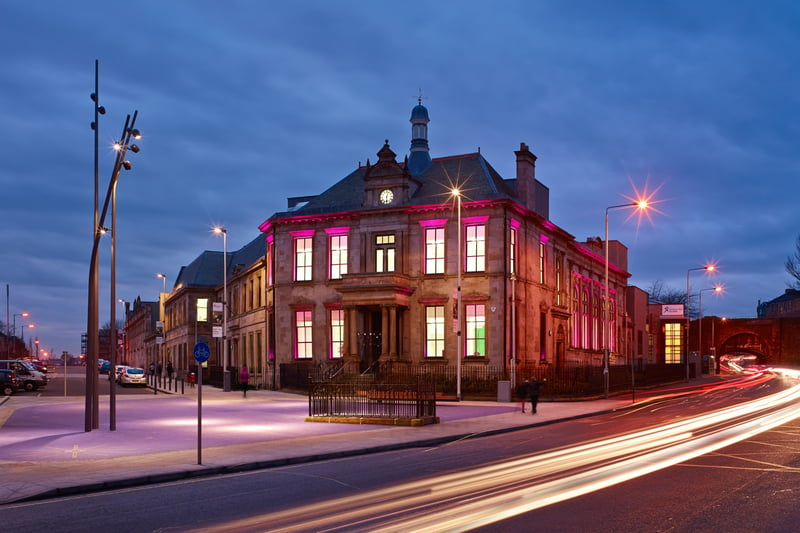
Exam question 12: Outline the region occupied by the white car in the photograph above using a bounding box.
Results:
[119,367,147,386]
[113,365,127,382]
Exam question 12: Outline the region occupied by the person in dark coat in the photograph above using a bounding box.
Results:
[529,378,543,414]
[240,364,250,398]
[515,379,530,413]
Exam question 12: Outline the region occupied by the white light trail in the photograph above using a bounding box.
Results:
[194,380,800,533]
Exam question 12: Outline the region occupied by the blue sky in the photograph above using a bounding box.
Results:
[1,0,798,357]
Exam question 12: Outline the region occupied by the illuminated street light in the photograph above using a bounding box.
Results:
[85,59,141,432]
[604,200,649,399]
[450,189,462,400]
[214,226,230,392]
[9,312,29,358]
[685,264,716,381]
[156,273,167,294]
[698,286,723,369]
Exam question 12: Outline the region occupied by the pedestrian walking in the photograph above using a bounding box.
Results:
[529,378,544,414]
[240,364,249,398]
[166,361,174,379]
[515,379,530,413]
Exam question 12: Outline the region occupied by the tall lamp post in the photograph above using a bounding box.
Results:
[450,189,462,400]
[685,264,715,381]
[85,60,141,431]
[604,201,648,399]
[698,286,722,372]
[10,312,29,357]
[214,226,230,392]
[156,273,167,294]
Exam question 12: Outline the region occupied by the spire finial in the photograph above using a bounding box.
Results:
[415,88,427,105]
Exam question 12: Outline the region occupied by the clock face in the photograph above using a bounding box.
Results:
[379,189,394,205]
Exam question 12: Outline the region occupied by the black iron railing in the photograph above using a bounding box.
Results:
[308,377,436,419]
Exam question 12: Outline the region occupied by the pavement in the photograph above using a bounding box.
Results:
[0,373,732,505]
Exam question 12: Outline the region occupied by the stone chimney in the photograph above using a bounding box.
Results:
[515,142,538,211]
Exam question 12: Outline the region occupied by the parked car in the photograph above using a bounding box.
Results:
[0,360,47,391]
[22,359,47,373]
[113,365,127,382]
[119,367,147,386]
[98,359,110,374]
[0,369,19,395]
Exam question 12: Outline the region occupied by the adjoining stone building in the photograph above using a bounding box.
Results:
[160,235,268,387]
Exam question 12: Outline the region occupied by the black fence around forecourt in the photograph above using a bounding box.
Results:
[284,361,693,399]
[308,376,437,419]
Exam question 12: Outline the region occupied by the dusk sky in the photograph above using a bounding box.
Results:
[2,1,798,358]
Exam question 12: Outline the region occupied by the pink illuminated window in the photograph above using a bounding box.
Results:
[465,224,485,272]
[294,237,312,281]
[330,309,344,359]
[509,226,517,275]
[425,306,445,358]
[295,310,313,359]
[329,234,348,280]
[465,304,486,357]
[425,227,445,274]
[572,284,580,347]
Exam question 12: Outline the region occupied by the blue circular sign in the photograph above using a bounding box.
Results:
[193,342,211,363]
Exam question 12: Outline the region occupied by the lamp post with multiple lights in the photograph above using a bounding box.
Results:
[85,60,141,432]
[450,189,462,400]
[685,264,715,381]
[214,226,230,392]
[603,200,649,399]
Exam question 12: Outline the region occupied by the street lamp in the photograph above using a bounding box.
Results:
[698,286,723,371]
[10,312,29,357]
[156,273,167,294]
[604,201,649,399]
[685,264,715,381]
[214,226,230,392]
[450,189,462,400]
[85,59,141,432]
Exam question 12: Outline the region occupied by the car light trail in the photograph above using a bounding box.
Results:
[193,379,800,533]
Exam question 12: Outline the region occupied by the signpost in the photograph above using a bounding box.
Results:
[193,342,210,465]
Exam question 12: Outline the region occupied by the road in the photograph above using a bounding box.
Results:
[28,365,154,397]
[3,372,799,532]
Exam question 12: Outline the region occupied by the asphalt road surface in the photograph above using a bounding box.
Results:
[3,373,798,532]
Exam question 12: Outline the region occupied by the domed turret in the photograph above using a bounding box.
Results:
[408,95,432,176]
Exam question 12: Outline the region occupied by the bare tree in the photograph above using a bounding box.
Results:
[646,280,686,305]
[786,234,800,289]
[646,280,699,318]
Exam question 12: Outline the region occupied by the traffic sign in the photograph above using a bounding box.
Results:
[193,342,211,363]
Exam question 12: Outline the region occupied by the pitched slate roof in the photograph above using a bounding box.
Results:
[270,148,518,219]
[174,251,227,289]
[174,234,266,291]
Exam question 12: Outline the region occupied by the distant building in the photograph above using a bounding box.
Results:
[757,289,800,318]
[122,297,159,369]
